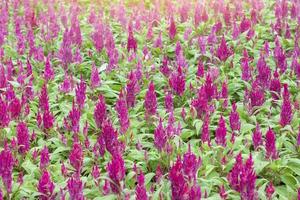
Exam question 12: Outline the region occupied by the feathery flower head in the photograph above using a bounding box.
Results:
[265,128,278,160]
[90,63,101,89]
[40,146,50,169]
[0,148,14,193]
[135,171,148,200]
[144,81,157,116]
[115,90,130,134]
[154,118,167,152]
[37,170,55,200]
[169,66,186,96]
[229,102,241,132]
[17,121,30,154]
[169,15,176,40]
[107,153,126,194]
[215,116,227,147]
[94,95,107,129]
[67,175,84,200]
[69,142,83,173]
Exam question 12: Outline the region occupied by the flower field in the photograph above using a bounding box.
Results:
[1,0,300,199]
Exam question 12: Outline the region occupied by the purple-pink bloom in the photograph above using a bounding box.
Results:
[154,118,167,152]
[44,56,54,81]
[107,153,126,194]
[169,66,186,96]
[69,142,83,173]
[127,24,137,53]
[102,120,122,156]
[164,92,174,113]
[90,63,101,89]
[37,170,55,200]
[17,121,30,154]
[270,70,281,100]
[216,36,232,62]
[265,128,278,160]
[135,171,148,200]
[67,175,84,200]
[126,71,139,108]
[183,146,201,181]
[144,81,157,116]
[75,77,86,110]
[229,102,241,132]
[169,157,190,199]
[0,148,14,194]
[215,116,227,147]
[280,84,292,127]
[94,95,107,129]
[252,124,263,149]
[40,146,50,169]
[169,16,176,40]
[0,96,9,128]
[115,90,130,134]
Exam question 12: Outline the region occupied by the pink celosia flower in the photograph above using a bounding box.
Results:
[126,71,139,108]
[252,124,263,149]
[265,182,275,200]
[227,153,257,199]
[107,153,126,194]
[183,146,201,181]
[0,148,14,193]
[67,175,84,200]
[270,70,281,100]
[216,36,232,62]
[135,171,148,200]
[265,128,278,160]
[9,96,21,119]
[201,114,210,145]
[280,84,292,127]
[0,96,9,128]
[215,116,227,147]
[17,121,30,154]
[229,102,241,132]
[115,90,130,134]
[90,63,100,89]
[249,80,265,108]
[169,157,190,199]
[40,146,50,169]
[102,120,123,156]
[144,81,157,116]
[69,142,83,173]
[169,16,176,40]
[154,118,167,152]
[44,56,54,81]
[164,92,173,113]
[75,77,86,110]
[94,95,107,129]
[169,66,186,96]
[37,170,55,200]
[127,24,137,53]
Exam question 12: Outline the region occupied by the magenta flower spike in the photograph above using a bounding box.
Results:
[280,84,292,127]
[169,15,176,40]
[115,90,130,134]
[215,116,227,147]
[17,121,30,154]
[144,81,157,117]
[154,118,167,152]
[69,142,83,173]
[265,128,278,160]
[37,170,55,200]
[0,148,14,194]
[94,95,107,129]
[67,175,84,200]
[135,171,148,200]
[107,153,126,194]
[229,102,241,132]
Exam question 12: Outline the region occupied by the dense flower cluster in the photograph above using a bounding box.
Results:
[0,0,300,199]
